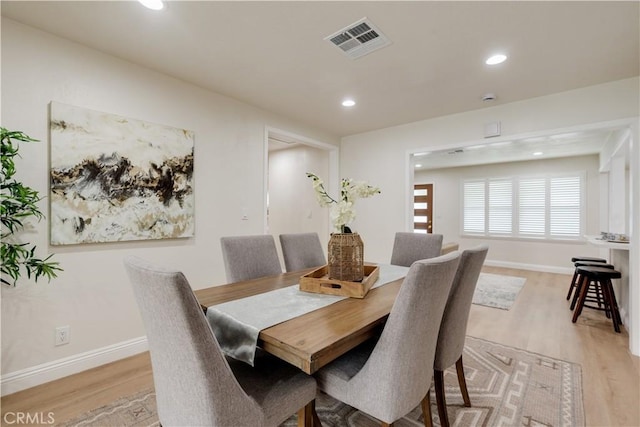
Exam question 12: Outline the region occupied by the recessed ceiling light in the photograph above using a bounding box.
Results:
[138,0,164,10]
[342,99,356,107]
[414,163,423,168]
[533,151,544,156]
[485,54,507,65]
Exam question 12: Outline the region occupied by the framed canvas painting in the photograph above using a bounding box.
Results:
[49,102,195,245]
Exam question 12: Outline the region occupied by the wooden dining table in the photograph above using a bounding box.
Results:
[194,265,406,374]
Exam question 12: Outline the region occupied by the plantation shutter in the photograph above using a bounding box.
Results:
[462,174,583,239]
[488,179,512,234]
[463,181,485,233]
[519,178,546,236]
[550,176,581,237]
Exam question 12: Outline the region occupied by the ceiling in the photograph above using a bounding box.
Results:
[2,1,638,138]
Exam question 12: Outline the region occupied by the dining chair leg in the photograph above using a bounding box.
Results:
[434,370,449,427]
[297,406,307,427]
[421,388,434,427]
[298,400,318,427]
[312,401,322,427]
[455,356,471,407]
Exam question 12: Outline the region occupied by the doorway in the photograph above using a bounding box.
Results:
[265,128,338,262]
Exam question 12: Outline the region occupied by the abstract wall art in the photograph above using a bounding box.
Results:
[49,102,195,245]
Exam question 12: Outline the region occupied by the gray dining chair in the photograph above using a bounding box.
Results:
[279,232,326,272]
[124,256,319,427]
[433,244,489,427]
[314,251,461,427]
[390,232,444,267]
[220,234,282,282]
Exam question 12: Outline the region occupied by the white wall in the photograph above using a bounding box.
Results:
[414,155,600,270]
[268,145,330,264]
[0,18,339,388]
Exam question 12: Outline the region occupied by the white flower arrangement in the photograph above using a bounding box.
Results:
[306,173,381,233]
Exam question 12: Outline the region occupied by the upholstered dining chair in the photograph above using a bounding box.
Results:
[390,232,444,267]
[433,244,489,427]
[314,251,461,427]
[279,232,326,272]
[220,234,282,282]
[124,256,319,427]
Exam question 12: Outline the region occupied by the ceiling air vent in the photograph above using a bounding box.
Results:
[325,18,391,60]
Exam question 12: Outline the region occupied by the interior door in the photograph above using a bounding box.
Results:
[413,183,433,233]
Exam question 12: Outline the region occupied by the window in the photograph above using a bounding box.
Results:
[462,174,584,240]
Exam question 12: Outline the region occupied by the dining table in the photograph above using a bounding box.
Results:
[193,264,408,374]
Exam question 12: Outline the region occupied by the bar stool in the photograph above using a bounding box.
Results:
[571,263,616,313]
[566,256,607,302]
[571,266,622,333]
[567,261,615,308]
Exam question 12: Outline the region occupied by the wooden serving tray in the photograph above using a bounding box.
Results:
[299,265,380,298]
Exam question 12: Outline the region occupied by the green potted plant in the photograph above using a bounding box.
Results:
[1,127,61,286]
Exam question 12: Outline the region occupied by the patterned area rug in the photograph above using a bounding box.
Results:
[472,273,527,310]
[60,337,583,427]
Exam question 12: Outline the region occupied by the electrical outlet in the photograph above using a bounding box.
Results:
[55,326,70,346]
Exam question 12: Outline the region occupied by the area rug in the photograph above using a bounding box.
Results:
[60,336,583,427]
[472,273,527,310]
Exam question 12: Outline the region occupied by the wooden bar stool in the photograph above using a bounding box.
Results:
[569,261,615,310]
[571,263,616,313]
[571,266,622,333]
[566,257,608,302]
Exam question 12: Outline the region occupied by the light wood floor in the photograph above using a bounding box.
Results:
[2,267,639,426]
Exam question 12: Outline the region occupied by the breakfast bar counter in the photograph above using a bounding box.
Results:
[584,235,631,251]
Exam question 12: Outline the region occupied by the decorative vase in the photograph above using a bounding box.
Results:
[327,232,364,282]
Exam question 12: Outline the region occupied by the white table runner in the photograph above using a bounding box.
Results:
[206,264,409,365]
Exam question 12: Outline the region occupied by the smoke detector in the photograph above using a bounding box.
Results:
[482,93,497,102]
[325,18,391,59]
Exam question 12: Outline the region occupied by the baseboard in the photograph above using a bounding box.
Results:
[1,336,148,397]
[484,259,574,275]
